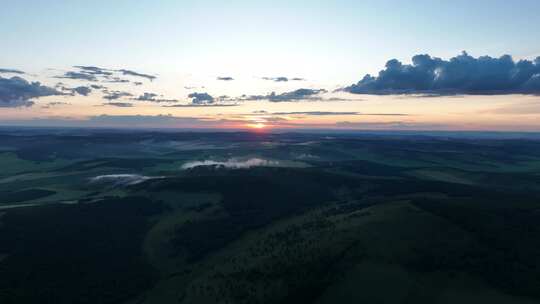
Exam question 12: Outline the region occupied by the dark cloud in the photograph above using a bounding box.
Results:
[134,92,157,100]
[241,88,327,102]
[0,76,62,107]
[102,102,134,107]
[56,85,92,96]
[0,68,25,75]
[133,81,143,86]
[90,84,106,90]
[73,86,91,96]
[73,66,113,76]
[188,92,215,104]
[217,76,234,81]
[103,91,133,100]
[57,66,155,83]
[133,92,178,103]
[56,71,97,81]
[117,69,156,81]
[343,52,540,95]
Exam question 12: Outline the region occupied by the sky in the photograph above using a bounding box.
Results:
[1,0,540,131]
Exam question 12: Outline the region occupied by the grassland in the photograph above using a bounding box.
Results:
[0,130,540,303]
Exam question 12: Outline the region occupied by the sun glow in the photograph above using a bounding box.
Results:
[247,123,267,129]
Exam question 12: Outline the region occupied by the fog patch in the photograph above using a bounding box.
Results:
[181,158,282,170]
[89,174,161,186]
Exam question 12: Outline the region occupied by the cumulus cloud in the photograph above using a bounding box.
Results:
[240,88,327,102]
[117,69,156,81]
[133,92,178,103]
[0,76,62,107]
[0,68,25,74]
[89,174,162,186]
[217,76,234,81]
[343,52,540,95]
[181,158,281,170]
[189,92,215,104]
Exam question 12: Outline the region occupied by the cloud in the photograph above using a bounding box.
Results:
[85,114,202,126]
[55,84,91,96]
[262,76,289,82]
[47,101,70,106]
[0,114,445,130]
[262,77,305,82]
[56,71,97,81]
[104,76,130,83]
[486,101,540,115]
[57,66,155,83]
[0,114,220,128]
[240,88,327,102]
[163,103,238,108]
[0,68,25,75]
[343,52,540,95]
[117,69,156,81]
[188,92,215,104]
[0,76,62,107]
[133,92,178,103]
[41,101,71,108]
[272,111,360,116]
[73,86,92,96]
[333,121,448,130]
[90,84,106,89]
[103,91,133,100]
[73,66,113,76]
[181,158,281,170]
[102,102,134,107]
[177,93,239,106]
[217,76,234,81]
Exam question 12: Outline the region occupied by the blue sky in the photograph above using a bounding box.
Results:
[3,0,539,80]
[1,1,540,130]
